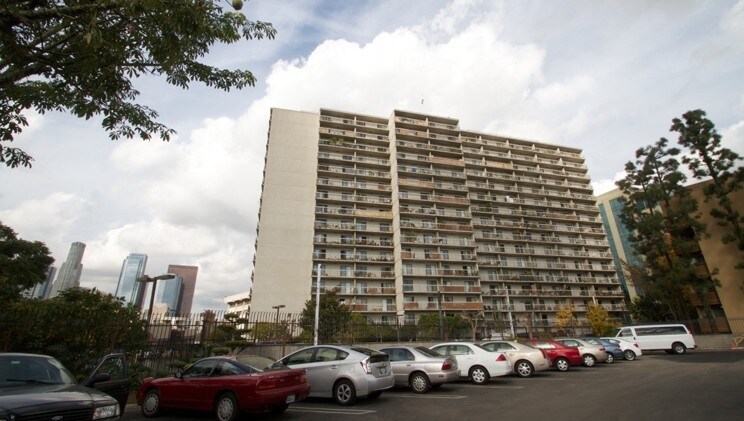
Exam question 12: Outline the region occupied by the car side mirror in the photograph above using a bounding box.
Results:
[175,370,183,379]
[83,372,111,386]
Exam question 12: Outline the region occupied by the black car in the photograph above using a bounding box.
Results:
[0,353,129,420]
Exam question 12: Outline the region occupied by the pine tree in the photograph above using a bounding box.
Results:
[671,109,744,269]
[616,138,709,320]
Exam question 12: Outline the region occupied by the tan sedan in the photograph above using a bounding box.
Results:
[553,338,609,367]
[479,340,551,377]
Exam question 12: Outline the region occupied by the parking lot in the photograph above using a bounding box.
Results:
[123,350,744,421]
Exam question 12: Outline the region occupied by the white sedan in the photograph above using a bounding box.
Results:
[601,337,643,361]
[430,342,512,385]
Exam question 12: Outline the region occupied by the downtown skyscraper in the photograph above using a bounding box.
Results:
[114,253,149,307]
[49,242,85,298]
[250,108,628,327]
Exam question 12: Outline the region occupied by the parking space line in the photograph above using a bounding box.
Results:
[384,394,467,399]
[454,384,525,389]
[288,406,377,415]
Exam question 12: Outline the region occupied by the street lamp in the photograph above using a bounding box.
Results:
[137,273,176,330]
[272,304,286,346]
[272,304,286,325]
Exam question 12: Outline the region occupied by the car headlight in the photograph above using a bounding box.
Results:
[92,403,120,420]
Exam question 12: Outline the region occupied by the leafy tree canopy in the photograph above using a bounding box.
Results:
[299,291,352,343]
[0,221,54,302]
[0,0,276,168]
[0,287,146,378]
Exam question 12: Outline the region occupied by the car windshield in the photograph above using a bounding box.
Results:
[0,355,77,386]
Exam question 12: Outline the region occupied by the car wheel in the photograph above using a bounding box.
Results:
[623,350,636,361]
[469,365,490,385]
[555,357,570,372]
[271,404,289,414]
[672,342,687,354]
[215,391,239,421]
[333,379,357,406]
[605,353,614,364]
[141,389,161,418]
[409,372,431,393]
[582,354,596,367]
[515,360,534,378]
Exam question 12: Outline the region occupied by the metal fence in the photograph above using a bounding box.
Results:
[134,311,744,375]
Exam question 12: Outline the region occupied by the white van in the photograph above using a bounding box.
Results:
[614,324,696,354]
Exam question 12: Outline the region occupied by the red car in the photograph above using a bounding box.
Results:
[520,339,583,372]
[136,356,310,421]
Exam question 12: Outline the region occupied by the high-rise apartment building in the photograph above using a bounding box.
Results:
[250,108,627,326]
[49,242,85,298]
[114,253,149,307]
[596,189,642,300]
[167,265,197,315]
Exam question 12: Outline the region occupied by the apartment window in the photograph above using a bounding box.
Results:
[403,279,413,292]
[318,191,329,199]
[356,181,366,189]
[426,265,436,275]
[314,234,326,243]
[357,251,368,260]
[356,221,367,231]
[439,236,448,244]
[379,223,390,232]
[341,234,352,244]
[427,280,438,292]
[313,249,326,259]
[340,250,351,260]
[318,178,329,185]
[442,250,450,260]
[403,263,413,275]
[340,266,350,277]
[461,251,472,260]
[342,179,352,187]
[356,265,368,275]
[383,299,394,311]
[423,234,434,244]
[358,282,368,293]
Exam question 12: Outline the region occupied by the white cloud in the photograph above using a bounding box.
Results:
[592,171,627,196]
[0,192,88,252]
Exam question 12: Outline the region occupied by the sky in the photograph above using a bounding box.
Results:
[1,0,743,313]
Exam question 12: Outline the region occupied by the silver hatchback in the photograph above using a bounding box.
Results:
[378,346,459,393]
[274,345,394,405]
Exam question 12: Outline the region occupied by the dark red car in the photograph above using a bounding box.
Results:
[520,339,583,372]
[136,356,310,421]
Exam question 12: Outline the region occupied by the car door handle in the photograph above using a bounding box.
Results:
[330,365,338,370]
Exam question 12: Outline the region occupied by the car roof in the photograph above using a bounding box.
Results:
[0,352,55,359]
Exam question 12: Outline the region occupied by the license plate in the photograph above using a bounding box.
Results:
[285,394,296,404]
[379,367,387,375]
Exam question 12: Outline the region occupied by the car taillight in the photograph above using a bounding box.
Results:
[256,377,279,390]
[539,349,548,359]
[442,360,452,370]
[496,353,506,362]
[361,358,372,374]
[599,347,605,351]
[300,373,307,383]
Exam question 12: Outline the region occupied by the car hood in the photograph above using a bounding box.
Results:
[0,383,117,412]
